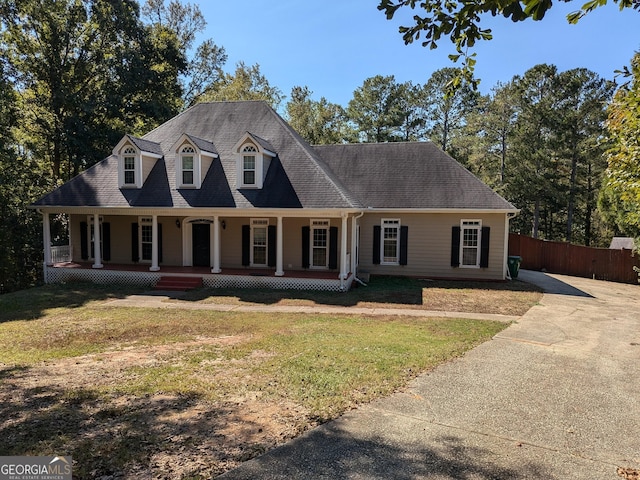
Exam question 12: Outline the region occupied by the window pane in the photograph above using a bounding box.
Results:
[243,155,255,170]
[124,171,135,184]
[124,157,135,169]
[313,248,327,266]
[244,170,255,185]
[182,156,193,170]
[142,243,152,261]
[383,226,398,262]
[313,228,327,247]
[141,225,152,261]
[383,241,397,260]
[183,170,194,184]
[254,227,266,245]
[141,225,152,243]
[462,248,478,265]
[463,228,478,247]
[253,246,266,265]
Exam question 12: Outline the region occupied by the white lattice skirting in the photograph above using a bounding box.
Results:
[202,274,352,292]
[46,267,161,287]
[45,267,352,292]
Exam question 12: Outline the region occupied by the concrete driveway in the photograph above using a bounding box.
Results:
[219,271,640,479]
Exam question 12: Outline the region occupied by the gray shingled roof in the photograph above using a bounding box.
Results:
[312,143,516,210]
[246,132,276,154]
[185,134,218,156]
[127,135,163,156]
[33,101,515,212]
[34,101,356,209]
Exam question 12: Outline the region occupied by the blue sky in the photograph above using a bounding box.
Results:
[196,1,639,106]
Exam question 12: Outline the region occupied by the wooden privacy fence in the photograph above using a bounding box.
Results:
[509,234,640,285]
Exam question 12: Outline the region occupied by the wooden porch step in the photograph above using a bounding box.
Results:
[155,276,203,291]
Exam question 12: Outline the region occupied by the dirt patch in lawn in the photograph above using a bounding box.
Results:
[0,335,314,479]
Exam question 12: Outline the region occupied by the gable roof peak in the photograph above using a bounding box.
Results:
[171,133,218,156]
[113,134,163,158]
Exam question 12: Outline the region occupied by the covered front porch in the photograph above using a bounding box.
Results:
[45,260,354,293]
[39,207,362,292]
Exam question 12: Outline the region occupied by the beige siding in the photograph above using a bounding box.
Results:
[359,212,507,280]
[219,217,245,268]
[69,214,184,266]
[141,155,157,184]
[160,217,183,265]
[219,217,350,272]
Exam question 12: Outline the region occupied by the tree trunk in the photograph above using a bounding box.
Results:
[585,160,594,246]
[566,152,578,242]
[532,199,540,239]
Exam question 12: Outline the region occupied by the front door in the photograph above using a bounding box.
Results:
[192,223,210,267]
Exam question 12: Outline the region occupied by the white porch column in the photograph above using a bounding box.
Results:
[340,214,348,279]
[275,216,284,276]
[212,216,221,273]
[43,212,52,266]
[150,215,160,271]
[351,215,358,275]
[92,213,103,269]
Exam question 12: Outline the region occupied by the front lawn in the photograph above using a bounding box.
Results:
[0,281,535,478]
[179,275,543,316]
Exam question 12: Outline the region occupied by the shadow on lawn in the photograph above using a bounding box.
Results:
[0,282,146,323]
[182,276,426,307]
[180,276,542,309]
[0,365,267,479]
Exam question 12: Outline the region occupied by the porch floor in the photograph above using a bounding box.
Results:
[51,262,345,281]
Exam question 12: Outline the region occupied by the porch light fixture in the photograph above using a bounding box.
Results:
[221,220,226,230]
[175,219,180,228]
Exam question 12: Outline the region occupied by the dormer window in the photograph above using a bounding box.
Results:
[114,135,162,189]
[180,146,195,186]
[242,145,257,186]
[123,147,137,185]
[234,133,277,190]
[171,134,218,189]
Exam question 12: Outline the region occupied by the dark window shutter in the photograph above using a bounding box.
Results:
[242,225,250,266]
[399,225,408,266]
[80,222,88,260]
[373,225,381,265]
[301,226,310,268]
[131,223,139,262]
[328,226,338,270]
[158,223,163,264]
[268,225,276,267]
[102,223,111,261]
[451,226,461,267]
[480,226,490,268]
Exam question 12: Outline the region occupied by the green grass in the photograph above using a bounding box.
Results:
[179,275,542,316]
[0,280,531,478]
[0,282,512,416]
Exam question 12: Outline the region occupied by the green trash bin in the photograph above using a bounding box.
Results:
[507,256,522,279]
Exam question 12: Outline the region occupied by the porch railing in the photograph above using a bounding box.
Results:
[50,245,71,264]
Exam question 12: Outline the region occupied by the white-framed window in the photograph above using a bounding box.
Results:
[86,215,103,259]
[381,219,400,265]
[461,220,481,268]
[251,218,268,266]
[242,145,257,186]
[139,217,153,262]
[123,147,136,185]
[180,146,195,186]
[310,219,329,269]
